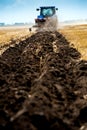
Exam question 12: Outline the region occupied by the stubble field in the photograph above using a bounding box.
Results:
[0,26,31,43]
[0,24,87,59]
[59,24,87,60]
[0,26,32,55]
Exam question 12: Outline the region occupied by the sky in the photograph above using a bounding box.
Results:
[0,0,87,24]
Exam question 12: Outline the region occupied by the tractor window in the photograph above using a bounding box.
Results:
[41,8,55,17]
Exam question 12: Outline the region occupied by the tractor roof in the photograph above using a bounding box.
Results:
[40,6,55,9]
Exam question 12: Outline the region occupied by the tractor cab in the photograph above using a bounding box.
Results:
[35,6,58,23]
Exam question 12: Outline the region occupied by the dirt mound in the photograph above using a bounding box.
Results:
[0,31,87,130]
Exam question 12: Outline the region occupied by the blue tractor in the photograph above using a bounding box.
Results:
[34,6,58,31]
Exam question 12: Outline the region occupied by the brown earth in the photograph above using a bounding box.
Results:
[0,31,87,130]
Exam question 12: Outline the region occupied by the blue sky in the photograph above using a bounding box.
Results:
[0,0,87,24]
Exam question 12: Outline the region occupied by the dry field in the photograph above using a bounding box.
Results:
[0,25,31,45]
[0,25,32,55]
[59,24,87,60]
[0,24,87,60]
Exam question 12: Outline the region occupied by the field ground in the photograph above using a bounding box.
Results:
[0,25,31,45]
[0,24,87,60]
[0,25,32,55]
[59,24,87,60]
[0,26,87,130]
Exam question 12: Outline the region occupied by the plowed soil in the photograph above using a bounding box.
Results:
[0,31,87,130]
